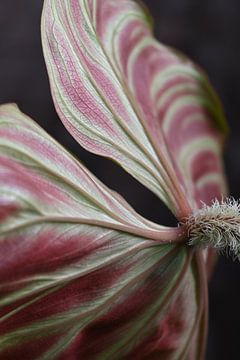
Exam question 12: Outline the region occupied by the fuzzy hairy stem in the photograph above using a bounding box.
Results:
[185,198,240,260]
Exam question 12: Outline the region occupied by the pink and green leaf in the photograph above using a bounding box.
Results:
[0,226,193,359]
[0,104,199,358]
[42,0,227,218]
[0,0,229,358]
[0,103,179,240]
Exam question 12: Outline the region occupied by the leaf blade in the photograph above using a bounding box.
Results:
[0,222,193,359]
[0,104,198,359]
[0,103,178,241]
[41,0,189,215]
[42,0,227,217]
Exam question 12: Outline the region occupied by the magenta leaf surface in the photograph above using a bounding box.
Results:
[0,104,190,359]
[42,0,227,218]
[0,0,229,358]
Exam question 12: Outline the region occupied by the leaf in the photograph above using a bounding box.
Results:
[0,222,194,359]
[0,104,199,359]
[42,0,228,218]
[1,0,229,357]
[0,103,178,241]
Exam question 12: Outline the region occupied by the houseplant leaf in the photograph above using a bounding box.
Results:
[0,0,229,358]
[0,104,197,359]
[0,104,178,240]
[42,0,227,219]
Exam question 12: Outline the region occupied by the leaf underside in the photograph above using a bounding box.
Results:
[0,0,229,358]
[42,0,227,217]
[0,104,200,359]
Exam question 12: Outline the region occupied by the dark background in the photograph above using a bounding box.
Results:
[1,1,240,358]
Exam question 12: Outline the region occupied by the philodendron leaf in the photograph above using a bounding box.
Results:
[0,105,202,359]
[42,0,227,218]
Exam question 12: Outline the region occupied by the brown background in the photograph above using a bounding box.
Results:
[1,1,240,358]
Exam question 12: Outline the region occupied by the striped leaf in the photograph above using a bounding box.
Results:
[42,0,227,218]
[0,104,180,240]
[0,0,229,358]
[0,104,200,359]
[0,223,201,359]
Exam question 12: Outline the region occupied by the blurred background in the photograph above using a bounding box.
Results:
[1,0,240,358]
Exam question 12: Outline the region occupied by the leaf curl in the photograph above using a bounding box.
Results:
[42,0,227,218]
